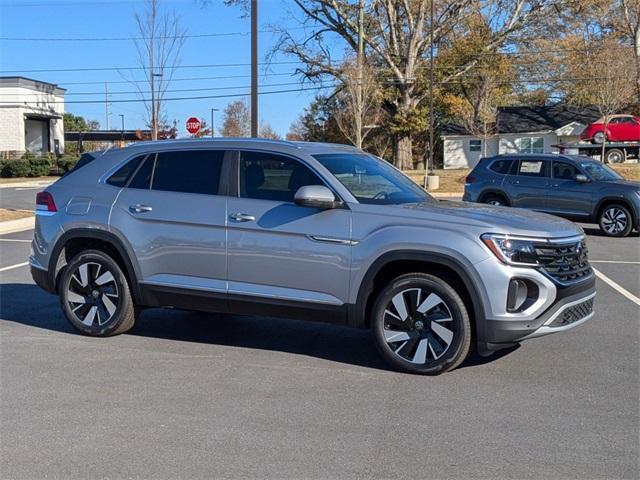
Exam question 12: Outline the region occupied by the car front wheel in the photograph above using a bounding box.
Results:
[371,273,471,375]
[598,204,633,237]
[59,250,136,336]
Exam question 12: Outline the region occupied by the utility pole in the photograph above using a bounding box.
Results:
[104,82,110,130]
[424,0,435,189]
[211,108,219,138]
[250,0,258,137]
[356,0,364,149]
[119,114,125,142]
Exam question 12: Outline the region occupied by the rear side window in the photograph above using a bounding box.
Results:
[489,159,512,175]
[106,155,146,187]
[152,150,224,195]
[517,159,549,177]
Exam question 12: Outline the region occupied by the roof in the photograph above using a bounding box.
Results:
[0,76,66,95]
[117,137,361,155]
[442,104,602,136]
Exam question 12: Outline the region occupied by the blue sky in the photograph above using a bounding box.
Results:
[0,0,336,137]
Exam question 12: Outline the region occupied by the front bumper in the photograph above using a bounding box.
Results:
[481,275,595,351]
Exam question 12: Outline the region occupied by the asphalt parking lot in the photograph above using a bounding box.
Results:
[1,203,639,479]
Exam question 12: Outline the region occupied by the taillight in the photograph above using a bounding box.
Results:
[465,175,475,184]
[36,191,57,213]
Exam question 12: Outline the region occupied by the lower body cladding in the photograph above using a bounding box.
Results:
[480,275,596,353]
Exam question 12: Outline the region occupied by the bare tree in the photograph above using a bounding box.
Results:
[221,100,251,137]
[130,0,186,140]
[334,60,381,148]
[621,0,640,112]
[277,0,578,169]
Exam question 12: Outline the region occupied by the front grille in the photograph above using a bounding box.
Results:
[548,298,594,327]
[535,240,592,283]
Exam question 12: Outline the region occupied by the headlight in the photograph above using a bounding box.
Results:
[481,233,540,266]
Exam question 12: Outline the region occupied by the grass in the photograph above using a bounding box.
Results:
[404,163,640,192]
[0,208,33,222]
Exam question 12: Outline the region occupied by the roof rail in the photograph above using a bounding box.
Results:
[127,137,302,148]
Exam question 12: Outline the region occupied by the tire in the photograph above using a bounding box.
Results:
[371,273,472,375]
[59,249,136,336]
[605,148,625,164]
[592,131,606,144]
[483,194,507,206]
[598,204,633,237]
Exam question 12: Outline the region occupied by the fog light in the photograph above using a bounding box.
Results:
[507,279,528,312]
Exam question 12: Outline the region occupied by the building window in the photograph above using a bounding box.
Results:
[469,139,481,152]
[516,137,544,154]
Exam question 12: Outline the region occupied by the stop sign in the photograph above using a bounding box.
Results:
[186,117,201,135]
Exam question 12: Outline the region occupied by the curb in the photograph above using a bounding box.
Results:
[0,180,54,189]
[429,192,463,198]
[0,216,35,235]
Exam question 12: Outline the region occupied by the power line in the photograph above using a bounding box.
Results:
[57,72,297,86]
[0,81,306,97]
[0,84,338,105]
[0,27,301,42]
[0,61,303,74]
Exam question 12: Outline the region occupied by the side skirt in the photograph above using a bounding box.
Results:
[140,284,349,326]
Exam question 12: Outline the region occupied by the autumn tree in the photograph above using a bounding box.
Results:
[221,100,250,137]
[621,0,640,111]
[440,15,516,156]
[259,123,282,139]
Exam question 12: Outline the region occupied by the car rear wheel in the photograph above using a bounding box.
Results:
[483,194,507,206]
[605,148,625,164]
[371,273,471,375]
[59,250,136,336]
[598,204,633,237]
[592,131,606,144]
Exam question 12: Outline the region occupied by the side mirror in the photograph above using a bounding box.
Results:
[294,185,341,209]
[575,174,590,183]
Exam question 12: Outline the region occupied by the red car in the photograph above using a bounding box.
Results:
[581,115,640,143]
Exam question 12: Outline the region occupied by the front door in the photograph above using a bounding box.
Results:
[503,158,550,210]
[546,160,593,218]
[110,149,228,307]
[226,150,351,323]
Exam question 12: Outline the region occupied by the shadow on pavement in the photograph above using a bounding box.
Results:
[1,282,518,372]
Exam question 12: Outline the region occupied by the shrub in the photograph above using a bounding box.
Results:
[1,159,31,178]
[27,157,51,177]
[57,156,79,172]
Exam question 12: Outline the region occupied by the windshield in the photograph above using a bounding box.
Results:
[580,162,622,181]
[314,153,432,205]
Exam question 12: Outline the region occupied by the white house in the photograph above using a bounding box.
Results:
[441,104,601,169]
[0,77,66,158]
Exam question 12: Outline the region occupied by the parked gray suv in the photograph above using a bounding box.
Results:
[30,139,596,374]
[463,154,640,237]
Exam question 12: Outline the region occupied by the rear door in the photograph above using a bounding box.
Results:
[503,157,551,210]
[109,149,228,305]
[614,116,640,141]
[546,160,593,218]
[225,150,351,320]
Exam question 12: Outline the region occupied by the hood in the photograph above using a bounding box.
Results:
[395,200,582,238]
[598,178,640,189]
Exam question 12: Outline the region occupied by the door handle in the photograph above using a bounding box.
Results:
[229,213,256,222]
[129,204,153,213]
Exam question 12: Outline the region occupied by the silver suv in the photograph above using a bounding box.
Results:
[30,139,596,374]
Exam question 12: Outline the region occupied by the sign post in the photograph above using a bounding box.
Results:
[186,117,201,136]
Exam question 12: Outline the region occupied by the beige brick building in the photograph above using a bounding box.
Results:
[0,77,65,159]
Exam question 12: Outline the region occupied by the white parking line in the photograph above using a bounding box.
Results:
[593,268,640,306]
[591,260,640,265]
[0,238,32,243]
[0,262,29,272]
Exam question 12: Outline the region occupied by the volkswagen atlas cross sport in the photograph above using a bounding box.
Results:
[463,154,640,237]
[30,139,596,375]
